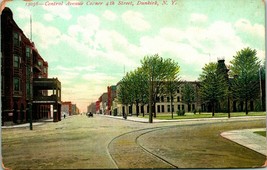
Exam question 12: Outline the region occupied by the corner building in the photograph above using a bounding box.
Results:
[1,7,61,125]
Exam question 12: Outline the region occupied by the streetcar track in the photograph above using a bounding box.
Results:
[135,127,179,168]
[107,118,265,169]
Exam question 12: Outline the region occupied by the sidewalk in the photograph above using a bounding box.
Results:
[2,118,54,129]
[221,128,267,156]
[102,114,266,123]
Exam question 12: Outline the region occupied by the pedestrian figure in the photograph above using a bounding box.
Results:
[64,114,66,119]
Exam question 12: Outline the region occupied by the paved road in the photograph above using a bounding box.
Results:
[2,115,266,169]
[107,116,266,168]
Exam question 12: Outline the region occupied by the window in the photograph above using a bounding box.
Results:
[161,105,165,112]
[161,96,164,102]
[13,32,20,46]
[182,105,184,110]
[14,55,19,68]
[177,96,180,102]
[167,97,170,102]
[26,82,31,98]
[157,105,160,113]
[26,47,31,58]
[13,77,20,91]
[43,68,47,73]
[167,105,170,112]
[26,66,31,78]
[178,105,180,110]
[38,61,42,67]
[177,88,180,93]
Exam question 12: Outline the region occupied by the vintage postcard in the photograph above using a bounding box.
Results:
[1,0,266,169]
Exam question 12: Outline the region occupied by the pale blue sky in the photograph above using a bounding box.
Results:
[5,0,265,112]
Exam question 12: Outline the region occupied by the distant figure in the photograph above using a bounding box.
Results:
[64,114,66,119]
[88,112,93,117]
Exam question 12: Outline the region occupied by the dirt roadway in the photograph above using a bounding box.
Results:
[2,115,266,169]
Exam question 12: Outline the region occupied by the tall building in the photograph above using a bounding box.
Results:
[1,7,62,124]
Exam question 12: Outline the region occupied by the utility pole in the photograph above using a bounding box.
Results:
[259,66,262,111]
[149,63,154,123]
[149,79,153,123]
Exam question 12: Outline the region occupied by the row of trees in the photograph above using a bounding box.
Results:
[117,47,265,123]
[199,47,265,116]
[117,54,181,122]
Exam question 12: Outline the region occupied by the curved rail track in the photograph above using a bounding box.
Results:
[107,118,266,169]
[107,126,178,169]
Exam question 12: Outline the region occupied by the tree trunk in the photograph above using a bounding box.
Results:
[171,98,173,119]
[227,96,230,118]
[245,99,248,115]
[212,102,215,117]
[136,102,139,117]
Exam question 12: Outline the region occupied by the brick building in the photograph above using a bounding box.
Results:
[62,101,72,116]
[1,7,61,124]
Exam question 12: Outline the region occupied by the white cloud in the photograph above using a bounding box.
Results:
[22,22,62,49]
[42,4,72,20]
[44,13,54,21]
[67,14,100,47]
[94,30,141,67]
[103,10,117,21]
[256,49,265,62]
[234,19,264,39]
[33,22,62,49]
[140,20,247,74]
[190,13,208,23]
[122,11,150,31]
[16,7,31,19]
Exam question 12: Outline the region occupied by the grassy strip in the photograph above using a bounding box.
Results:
[143,112,266,120]
[254,131,266,137]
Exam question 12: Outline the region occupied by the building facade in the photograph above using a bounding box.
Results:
[113,81,201,116]
[62,101,72,116]
[1,7,61,124]
[87,102,96,114]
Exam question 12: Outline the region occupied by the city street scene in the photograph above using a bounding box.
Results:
[1,0,266,169]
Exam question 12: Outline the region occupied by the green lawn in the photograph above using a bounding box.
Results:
[254,131,266,137]
[143,112,266,120]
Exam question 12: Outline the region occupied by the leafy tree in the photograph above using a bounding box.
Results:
[129,67,149,117]
[141,54,180,123]
[117,73,134,118]
[199,62,228,116]
[181,81,196,113]
[163,59,180,118]
[230,47,260,114]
